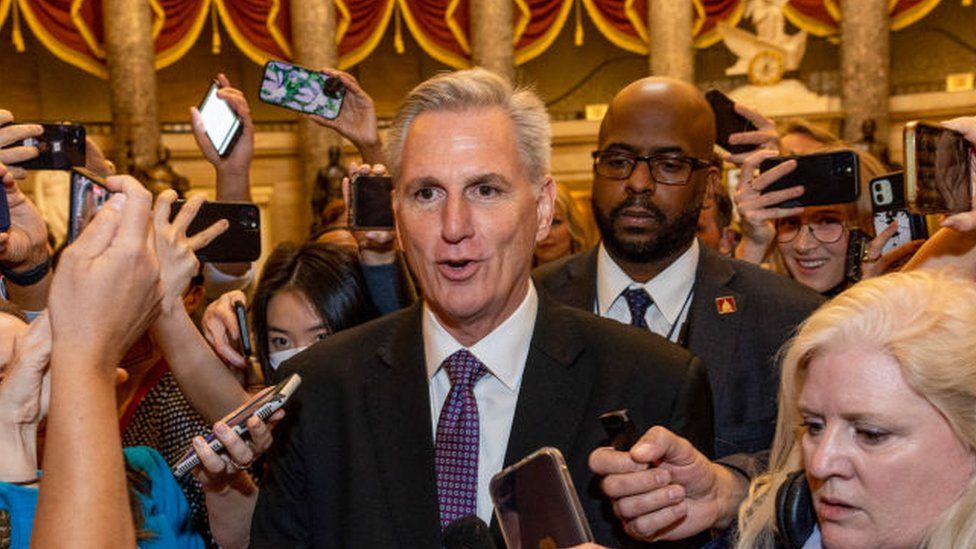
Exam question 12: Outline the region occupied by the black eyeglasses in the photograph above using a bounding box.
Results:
[591,150,711,185]
[775,216,847,244]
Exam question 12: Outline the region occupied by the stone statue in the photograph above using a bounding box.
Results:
[718,0,807,86]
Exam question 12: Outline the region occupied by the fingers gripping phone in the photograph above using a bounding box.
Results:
[199,81,243,157]
[904,121,973,214]
[869,172,928,254]
[234,301,252,359]
[0,183,9,233]
[490,447,594,549]
[760,150,860,207]
[348,175,394,230]
[10,123,86,170]
[259,60,345,119]
[169,200,261,263]
[68,167,111,242]
[173,373,302,478]
[705,89,758,155]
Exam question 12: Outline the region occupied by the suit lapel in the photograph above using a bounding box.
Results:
[366,304,441,547]
[503,295,591,467]
[543,248,598,312]
[686,247,745,396]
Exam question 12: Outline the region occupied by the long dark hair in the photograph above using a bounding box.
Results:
[251,242,378,381]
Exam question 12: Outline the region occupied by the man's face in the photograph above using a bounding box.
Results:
[592,106,712,264]
[395,108,554,338]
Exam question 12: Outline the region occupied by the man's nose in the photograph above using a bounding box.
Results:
[441,194,474,243]
[625,159,656,195]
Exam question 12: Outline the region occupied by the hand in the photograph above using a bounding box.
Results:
[191,408,284,492]
[589,426,747,541]
[733,150,804,263]
[939,117,976,232]
[47,175,162,373]
[85,137,115,177]
[0,311,52,428]
[343,162,396,266]
[202,290,249,368]
[0,110,42,179]
[0,163,50,270]
[309,69,383,163]
[190,74,254,186]
[724,103,780,165]
[860,221,925,278]
[152,190,228,314]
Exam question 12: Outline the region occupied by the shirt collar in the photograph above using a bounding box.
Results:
[422,282,538,391]
[596,239,700,326]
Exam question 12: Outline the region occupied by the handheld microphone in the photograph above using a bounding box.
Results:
[442,515,497,549]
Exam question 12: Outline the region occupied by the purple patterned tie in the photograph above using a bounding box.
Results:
[435,349,489,530]
[623,287,653,329]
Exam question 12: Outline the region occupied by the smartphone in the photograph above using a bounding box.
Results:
[173,373,302,478]
[198,81,243,157]
[760,150,860,207]
[259,60,345,119]
[490,447,593,549]
[844,228,869,284]
[869,172,928,254]
[0,182,9,232]
[169,200,261,263]
[348,175,394,230]
[904,121,972,214]
[68,167,111,242]
[705,89,758,155]
[234,301,252,359]
[599,409,639,451]
[10,123,86,170]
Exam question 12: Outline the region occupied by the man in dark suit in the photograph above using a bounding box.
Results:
[534,77,824,542]
[251,69,713,548]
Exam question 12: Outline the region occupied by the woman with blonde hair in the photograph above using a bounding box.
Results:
[534,183,596,265]
[735,268,976,548]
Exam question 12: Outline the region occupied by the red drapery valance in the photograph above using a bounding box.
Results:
[0,0,946,78]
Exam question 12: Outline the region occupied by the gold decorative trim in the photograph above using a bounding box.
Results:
[18,0,108,78]
[338,0,395,69]
[515,0,573,65]
[397,0,469,69]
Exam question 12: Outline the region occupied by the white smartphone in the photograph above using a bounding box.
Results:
[198,81,243,157]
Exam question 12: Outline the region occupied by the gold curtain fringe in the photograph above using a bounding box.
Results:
[11,0,23,52]
[394,1,405,54]
[211,0,221,54]
[574,0,583,45]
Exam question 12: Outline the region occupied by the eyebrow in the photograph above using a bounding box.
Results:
[602,143,687,156]
[464,172,511,188]
[798,405,888,424]
[268,323,329,334]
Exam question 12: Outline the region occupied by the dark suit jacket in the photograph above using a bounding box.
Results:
[251,294,713,548]
[534,244,824,458]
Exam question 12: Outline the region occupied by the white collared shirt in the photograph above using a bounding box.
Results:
[596,239,700,342]
[423,282,538,525]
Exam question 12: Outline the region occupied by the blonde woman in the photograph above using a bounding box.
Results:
[735,269,976,548]
[534,183,596,265]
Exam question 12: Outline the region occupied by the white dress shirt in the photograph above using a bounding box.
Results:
[596,239,700,342]
[423,282,538,525]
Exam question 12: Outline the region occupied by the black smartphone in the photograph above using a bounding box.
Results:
[489,447,594,548]
[599,409,639,451]
[705,89,758,155]
[68,167,111,242]
[11,123,86,170]
[760,150,860,207]
[0,182,9,232]
[845,228,869,284]
[869,172,928,254]
[349,175,394,230]
[904,121,972,214]
[234,301,252,359]
[173,373,302,477]
[170,200,261,263]
[259,60,345,119]
[198,81,243,157]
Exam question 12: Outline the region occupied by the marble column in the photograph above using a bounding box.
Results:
[288,0,340,242]
[647,0,694,82]
[841,0,889,143]
[103,0,160,172]
[470,0,515,82]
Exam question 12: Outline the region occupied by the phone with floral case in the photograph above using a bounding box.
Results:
[259,60,345,119]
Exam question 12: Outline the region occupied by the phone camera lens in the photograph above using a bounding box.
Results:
[240,208,258,229]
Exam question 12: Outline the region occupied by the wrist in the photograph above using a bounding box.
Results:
[711,463,749,529]
[215,172,252,202]
[358,137,385,165]
[0,423,38,482]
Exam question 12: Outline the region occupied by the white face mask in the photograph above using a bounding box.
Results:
[267,346,309,371]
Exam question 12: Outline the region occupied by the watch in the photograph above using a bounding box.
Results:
[1,256,52,286]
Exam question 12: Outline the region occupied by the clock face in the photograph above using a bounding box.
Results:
[748,50,785,86]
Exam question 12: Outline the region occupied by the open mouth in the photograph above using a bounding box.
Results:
[437,259,479,281]
[795,258,828,270]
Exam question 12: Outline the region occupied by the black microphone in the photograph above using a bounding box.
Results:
[442,515,497,549]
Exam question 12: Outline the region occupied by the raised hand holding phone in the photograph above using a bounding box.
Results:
[342,163,396,266]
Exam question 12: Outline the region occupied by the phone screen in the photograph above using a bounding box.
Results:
[350,175,394,230]
[68,168,111,242]
[907,123,971,214]
[199,83,242,156]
